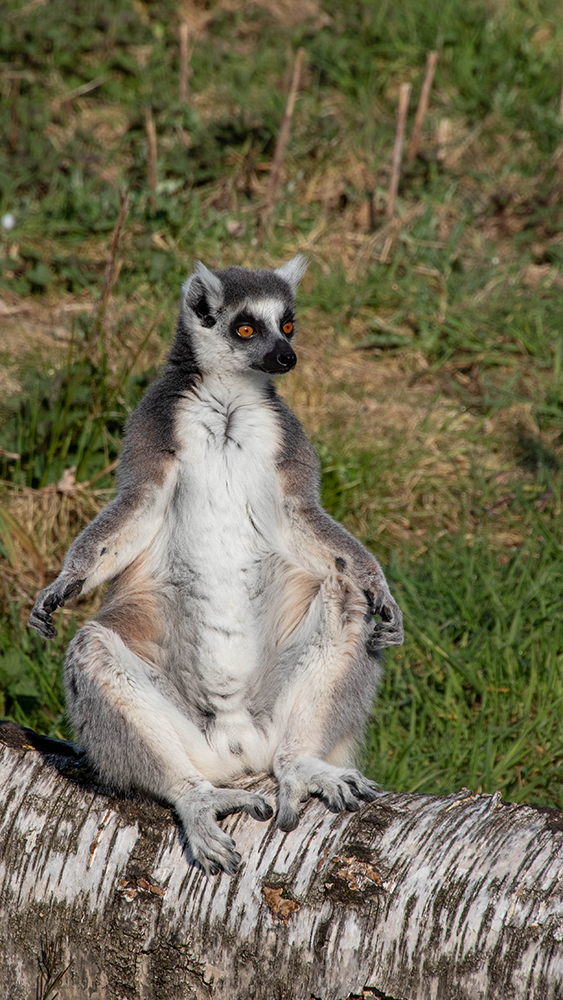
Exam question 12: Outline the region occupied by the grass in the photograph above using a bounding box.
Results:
[1,0,562,807]
[371,522,563,806]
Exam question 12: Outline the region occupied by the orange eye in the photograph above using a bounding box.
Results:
[282,321,293,335]
[237,324,254,338]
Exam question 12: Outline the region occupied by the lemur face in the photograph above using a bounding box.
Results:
[181,256,307,376]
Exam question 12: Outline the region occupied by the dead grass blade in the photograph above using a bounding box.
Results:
[90,190,129,344]
[263,47,305,223]
[0,503,45,583]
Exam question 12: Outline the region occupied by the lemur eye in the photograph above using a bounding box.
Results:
[282,321,293,335]
[237,324,254,338]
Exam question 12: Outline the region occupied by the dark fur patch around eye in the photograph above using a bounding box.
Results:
[281,308,295,336]
[231,312,266,338]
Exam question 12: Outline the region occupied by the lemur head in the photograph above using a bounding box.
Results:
[179,255,307,376]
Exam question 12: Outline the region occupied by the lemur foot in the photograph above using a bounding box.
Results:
[177,787,273,876]
[28,577,84,639]
[275,759,379,832]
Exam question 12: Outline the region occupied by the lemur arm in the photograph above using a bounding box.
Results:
[28,389,178,639]
[275,397,403,648]
[28,481,175,639]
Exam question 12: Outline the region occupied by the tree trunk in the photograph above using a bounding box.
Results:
[1,723,563,1000]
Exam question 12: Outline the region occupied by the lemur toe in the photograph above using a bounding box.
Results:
[202,846,242,877]
[327,792,361,813]
[221,849,242,876]
[214,789,273,822]
[246,795,274,822]
[342,770,379,802]
[319,781,360,813]
[192,828,242,877]
[276,805,300,832]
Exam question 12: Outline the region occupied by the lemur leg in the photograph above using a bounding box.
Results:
[273,574,382,832]
[65,623,273,875]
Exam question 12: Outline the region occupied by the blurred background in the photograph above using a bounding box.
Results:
[1,0,562,807]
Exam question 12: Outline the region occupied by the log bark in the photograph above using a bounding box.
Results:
[1,723,563,1000]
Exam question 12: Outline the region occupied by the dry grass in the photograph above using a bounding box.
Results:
[0,481,109,627]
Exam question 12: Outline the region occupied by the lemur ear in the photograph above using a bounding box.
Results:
[182,262,224,323]
[275,254,308,294]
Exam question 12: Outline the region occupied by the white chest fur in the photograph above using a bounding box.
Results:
[172,373,283,697]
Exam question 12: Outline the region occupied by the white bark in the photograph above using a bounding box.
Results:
[1,722,563,1000]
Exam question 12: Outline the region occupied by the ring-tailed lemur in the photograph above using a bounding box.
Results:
[28,256,403,876]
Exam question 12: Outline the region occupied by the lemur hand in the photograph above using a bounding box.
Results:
[363,575,404,649]
[28,577,84,639]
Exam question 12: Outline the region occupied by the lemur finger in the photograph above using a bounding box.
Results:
[379,624,404,646]
[365,590,402,630]
[62,578,84,602]
[384,634,404,648]
[369,618,404,648]
[375,618,402,634]
[368,636,399,651]
[365,590,383,615]
[28,613,58,639]
[31,610,53,626]
[43,592,63,613]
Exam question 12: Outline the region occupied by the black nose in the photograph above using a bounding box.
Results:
[258,346,297,374]
[276,349,296,371]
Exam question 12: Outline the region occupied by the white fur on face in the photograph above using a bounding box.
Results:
[240,296,289,330]
[188,296,291,375]
[189,317,238,374]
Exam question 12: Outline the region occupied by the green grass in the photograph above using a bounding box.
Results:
[0,609,72,737]
[1,0,562,807]
[318,441,563,805]
[0,354,156,488]
[371,520,563,807]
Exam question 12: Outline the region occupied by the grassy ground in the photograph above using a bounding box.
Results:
[1,0,562,807]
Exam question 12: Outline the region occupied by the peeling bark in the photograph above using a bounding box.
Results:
[1,722,563,1000]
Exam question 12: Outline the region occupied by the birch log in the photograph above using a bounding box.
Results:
[1,722,563,1000]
